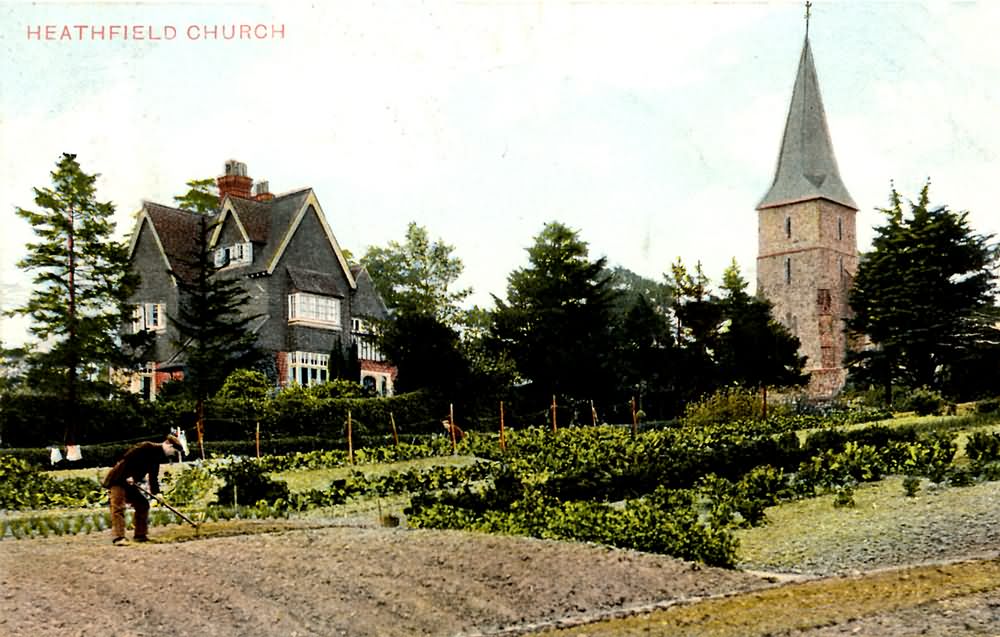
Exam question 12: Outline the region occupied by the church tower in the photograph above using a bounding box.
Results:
[756,16,858,398]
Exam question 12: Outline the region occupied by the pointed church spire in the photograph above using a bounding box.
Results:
[757,13,857,211]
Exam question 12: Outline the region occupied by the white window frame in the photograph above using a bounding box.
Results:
[287,351,330,386]
[215,242,252,268]
[288,292,341,329]
[132,303,166,332]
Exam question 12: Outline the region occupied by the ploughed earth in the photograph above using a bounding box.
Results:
[1,519,997,636]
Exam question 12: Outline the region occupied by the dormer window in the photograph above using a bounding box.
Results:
[132,302,165,332]
[214,242,252,267]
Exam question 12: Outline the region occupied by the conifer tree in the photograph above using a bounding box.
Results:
[169,181,261,457]
[847,183,999,401]
[10,154,141,445]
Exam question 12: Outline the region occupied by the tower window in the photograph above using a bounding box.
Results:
[785,217,792,239]
[784,257,792,284]
[838,217,843,241]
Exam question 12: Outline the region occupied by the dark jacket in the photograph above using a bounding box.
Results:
[101,442,168,494]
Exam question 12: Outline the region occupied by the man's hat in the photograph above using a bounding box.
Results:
[164,434,186,455]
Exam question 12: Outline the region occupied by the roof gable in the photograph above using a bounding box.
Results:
[130,202,203,284]
[266,190,357,289]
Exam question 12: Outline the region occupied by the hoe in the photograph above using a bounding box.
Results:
[134,483,200,530]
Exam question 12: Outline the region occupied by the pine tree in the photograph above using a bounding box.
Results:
[491,222,615,406]
[847,183,999,401]
[169,183,261,457]
[10,154,141,445]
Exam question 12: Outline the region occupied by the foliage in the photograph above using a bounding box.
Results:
[491,222,616,404]
[361,222,471,326]
[161,464,218,506]
[682,386,768,428]
[167,212,262,405]
[902,475,921,497]
[9,154,144,444]
[210,457,290,506]
[965,431,1000,465]
[902,387,949,416]
[0,456,102,510]
[847,183,1000,400]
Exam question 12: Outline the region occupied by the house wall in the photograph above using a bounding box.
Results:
[129,220,181,363]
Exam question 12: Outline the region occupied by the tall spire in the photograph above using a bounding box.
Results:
[757,14,857,211]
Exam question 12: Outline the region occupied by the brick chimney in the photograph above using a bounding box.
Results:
[217,160,253,201]
[253,180,274,202]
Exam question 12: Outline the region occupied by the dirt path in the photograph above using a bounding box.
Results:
[0,523,771,637]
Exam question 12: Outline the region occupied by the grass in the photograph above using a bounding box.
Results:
[539,558,1000,636]
[270,454,478,492]
[736,476,1000,575]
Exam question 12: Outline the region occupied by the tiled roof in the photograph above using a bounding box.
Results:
[350,267,390,319]
[757,37,857,211]
[142,202,206,283]
[286,265,346,298]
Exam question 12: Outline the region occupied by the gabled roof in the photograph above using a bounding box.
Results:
[128,202,203,284]
[758,36,857,211]
[131,186,357,290]
[350,265,390,319]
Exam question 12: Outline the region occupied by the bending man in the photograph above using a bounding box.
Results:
[102,434,185,546]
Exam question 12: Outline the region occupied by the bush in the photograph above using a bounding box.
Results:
[210,458,289,506]
[902,475,921,497]
[683,387,767,427]
[975,398,1000,414]
[903,387,948,416]
[966,431,1000,464]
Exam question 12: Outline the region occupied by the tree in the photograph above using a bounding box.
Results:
[715,259,806,396]
[361,222,471,326]
[169,184,261,457]
[847,183,999,401]
[10,154,142,445]
[491,222,616,408]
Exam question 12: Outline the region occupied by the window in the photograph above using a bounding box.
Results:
[838,218,843,241]
[287,351,329,386]
[132,303,165,332]
[288,292,341,328]
[785,216,792,239]
[214,242,252,267]
[784,257,792,284]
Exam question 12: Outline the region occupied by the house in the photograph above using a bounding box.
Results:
[125,159,396,399]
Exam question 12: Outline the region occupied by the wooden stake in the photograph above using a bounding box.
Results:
[499,401,506,452]
[590,400,597,427]
[551,395,558,433]
[255,421,261,459]
[449,403,457,455]
[390,412,399,447]
[347,409,354,465]
[196,398,206,461]
[630,396,638,436]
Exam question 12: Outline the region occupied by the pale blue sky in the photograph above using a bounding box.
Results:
[2,1,999,348]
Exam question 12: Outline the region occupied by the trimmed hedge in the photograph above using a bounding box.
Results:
[0,389,445,451]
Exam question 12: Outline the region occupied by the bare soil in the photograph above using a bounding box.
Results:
[3,517,998,636]
[0,521,771,637]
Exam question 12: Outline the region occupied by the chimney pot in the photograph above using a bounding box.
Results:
[217,159,253,201]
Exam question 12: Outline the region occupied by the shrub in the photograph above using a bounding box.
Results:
[966,431,1000,464]
[975,398,1000,414]
[683,387,766,428]
[210,458,290,506]
[902,475,921,497]
[903,387,948,416]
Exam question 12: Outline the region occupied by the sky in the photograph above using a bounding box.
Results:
[2,1,999,349]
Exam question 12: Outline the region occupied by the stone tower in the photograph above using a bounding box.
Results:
[756,31,858,398]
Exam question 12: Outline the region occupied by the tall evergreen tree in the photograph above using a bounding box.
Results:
[491,222,615,408]
[847,183,999,400]
[169,183,261,456]
[10,154,142,445]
